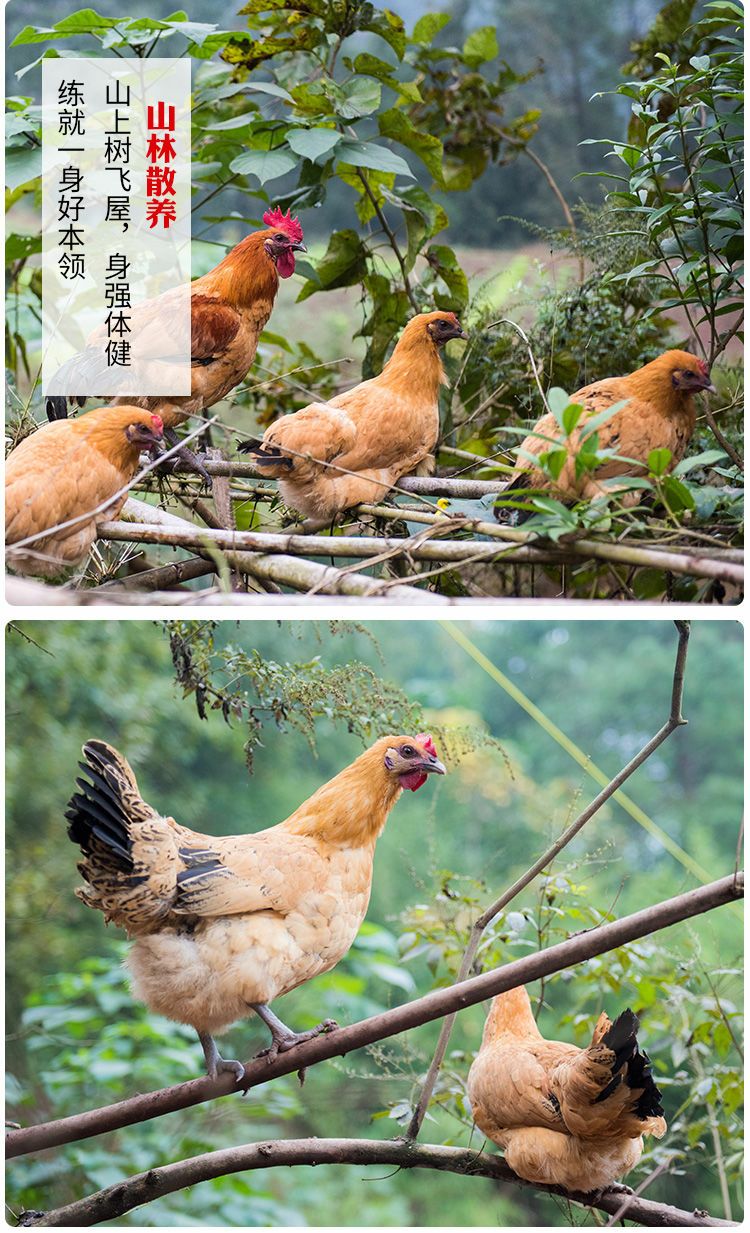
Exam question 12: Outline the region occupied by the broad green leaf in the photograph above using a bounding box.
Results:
[411,12,451,45]
[648,447,673,476]
[462,25,499,67]
[378,107,444,183]
[672,449,727,475]
[6,146,42,190]
[5,232,42,261]
[229,147,297,184]
[562,402,583,436]
[661,475,696,515]
[547,387,572,426]
[286,128,342,163]
[337,139,413,178]
[12,8,117,42]
[296,229,368,302]
[336,76,382,120]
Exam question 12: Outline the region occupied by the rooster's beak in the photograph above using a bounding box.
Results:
[292,241,307,253]
[419,753,446,775]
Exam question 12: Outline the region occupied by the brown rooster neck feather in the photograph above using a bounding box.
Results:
[196,232,279,307]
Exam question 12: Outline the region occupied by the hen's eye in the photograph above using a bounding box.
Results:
[401,745,416,757]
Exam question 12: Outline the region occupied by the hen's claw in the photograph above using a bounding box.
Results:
[198,1031,245,1084]
[254,1018,339,1064]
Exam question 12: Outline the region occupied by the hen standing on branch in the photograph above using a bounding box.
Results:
[66,734,446,1081]
[45,208,306,475]
[497,350,712,523]
[241,311,467,519]
[5,406,164,578]
[467,985,667,1192]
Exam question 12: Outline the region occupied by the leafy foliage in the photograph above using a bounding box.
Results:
[593,2,744,364]
[166,618,422,765]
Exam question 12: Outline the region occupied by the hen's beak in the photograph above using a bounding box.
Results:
[419,753,446,775]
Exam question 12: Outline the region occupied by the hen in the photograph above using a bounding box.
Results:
[45,207,305,447]
[5,406,163,579]
[497,350,712,523]
[241,311,467,519]
[66,733,445,1081]
[467,985,666,1193]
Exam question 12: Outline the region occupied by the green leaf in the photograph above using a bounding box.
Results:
[547,387,571,427]
[661,475,696,515]
[462,25,498,67]
[12,8,118,43]
[672,449,727,476]
[5,145,41,190]
[336,76,382,120]
[562,402,583,436]
[337,139,413,178]
[5,232,42,261]
[411,12,451,45]
[648,447,673,477]
[286,128,342,163]
[229,147,297,184]
[296,229,368,302]
[378,108,444,183]
[424,244,469,311]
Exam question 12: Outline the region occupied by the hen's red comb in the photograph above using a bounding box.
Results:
[417,733,437,756]
[263,206,304,243]
[697,358,710,376]
[150,414,164,434]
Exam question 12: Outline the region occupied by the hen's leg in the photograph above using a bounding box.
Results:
[198,1031,245,1083]
[249,1002,338,1061]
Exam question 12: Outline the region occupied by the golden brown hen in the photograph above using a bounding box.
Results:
[66,734,445,1081]
[467,985,666,1192]
[5,406,163,578]
[498,350,712,522]
[241,311,467,519]
[46,207,306,436]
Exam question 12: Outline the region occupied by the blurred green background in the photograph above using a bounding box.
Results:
[5,618,744,1224]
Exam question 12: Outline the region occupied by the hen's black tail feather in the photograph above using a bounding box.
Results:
[237,439,293,469]
[594,1008,665,1119]
[65,742,133,871]
[494,476,535,526]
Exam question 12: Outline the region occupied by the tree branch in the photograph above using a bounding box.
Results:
[17,1138,736,1228]
[405,620,690,1139]
[99,522,745,587]
[6,872,742,1160]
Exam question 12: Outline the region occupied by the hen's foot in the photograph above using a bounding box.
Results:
[249,1002,339,1064]
[255,1019,339,1063]
[198,1031,245,1083]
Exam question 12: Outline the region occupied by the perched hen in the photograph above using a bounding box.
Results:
[66,734,445,1080]
[467,985,666,1193]
[5,406,163,578]
[45,208,305,439]
[241,311,467,519]
[497,350,712,523]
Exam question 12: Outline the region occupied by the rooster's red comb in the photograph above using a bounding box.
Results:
[263,206,304,243]
[417,733,437,756]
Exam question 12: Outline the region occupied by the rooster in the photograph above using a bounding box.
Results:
[5,406,163,579]
[467,985,667,1193]
[497,350,712,523]
[45,207,305,473]
[240,311,467,519]
[66,734,445,1080]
